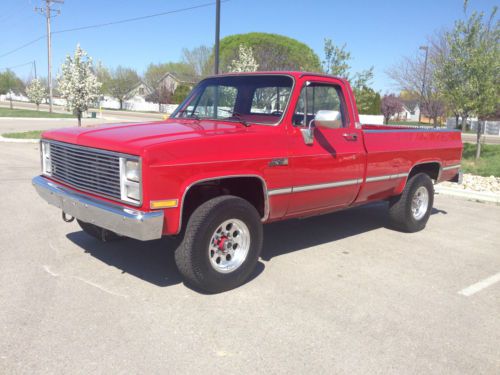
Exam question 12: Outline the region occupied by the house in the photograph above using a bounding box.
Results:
[391,100,420,122]
[157,72,196,97]
[125,81,154,103]
[126,72,196,103]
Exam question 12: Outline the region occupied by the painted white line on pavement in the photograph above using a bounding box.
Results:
[73,276,128,298]
[43,265,59,277]
[458,272,500,296]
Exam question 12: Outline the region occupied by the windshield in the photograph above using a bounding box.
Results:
[172,75,294,125]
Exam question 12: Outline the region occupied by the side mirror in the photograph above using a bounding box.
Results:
[314,110,342,129]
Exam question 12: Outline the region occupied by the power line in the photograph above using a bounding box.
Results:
[0,1,228,59]
[0,36,45,59]
[53,1,228,35]
[0,61,35,71]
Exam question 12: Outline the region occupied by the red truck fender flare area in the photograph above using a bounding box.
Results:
[394,161,443,195]
[175,174,270,235]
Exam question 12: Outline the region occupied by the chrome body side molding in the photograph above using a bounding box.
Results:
[442,164,461,171]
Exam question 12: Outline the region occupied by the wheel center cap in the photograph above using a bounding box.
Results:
[217,237,228,251]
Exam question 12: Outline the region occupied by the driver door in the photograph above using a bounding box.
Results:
[286,79,365,214]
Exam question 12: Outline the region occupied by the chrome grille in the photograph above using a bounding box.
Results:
[49,141,121,200]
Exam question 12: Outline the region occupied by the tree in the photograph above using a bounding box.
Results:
[94,62,111,95]
[182,45,212,76]
[57,45,102,127]
[421,98,446,126]
[387,47,445,125]
[144,62,196,110]
[227,44,259,72]
[107,66,140,109]
[322,38,378,114]
[0,69,25,109]
[215,32,322,72]
[434,2,499,158]
[356,88,381,115]
[26,78,46,111]
[381,94,403,124]
[171,84,192,104]
[322,39,351,77]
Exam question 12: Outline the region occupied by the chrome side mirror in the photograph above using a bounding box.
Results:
[314,110,342,129]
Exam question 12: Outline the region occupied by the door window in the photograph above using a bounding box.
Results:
[293,83,347,128]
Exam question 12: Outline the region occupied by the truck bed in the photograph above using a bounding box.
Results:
[354,124,463,203]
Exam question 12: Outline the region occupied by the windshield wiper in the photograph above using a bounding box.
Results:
[217,108,250,127]
[231,112,250,127]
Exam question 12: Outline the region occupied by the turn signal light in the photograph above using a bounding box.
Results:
[150,199,179,209]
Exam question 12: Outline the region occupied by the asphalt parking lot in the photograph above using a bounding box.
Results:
[1,141,499,374]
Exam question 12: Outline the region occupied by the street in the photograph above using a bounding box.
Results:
[0,141,499,374]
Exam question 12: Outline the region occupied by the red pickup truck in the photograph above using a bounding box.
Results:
[33,72,462,292]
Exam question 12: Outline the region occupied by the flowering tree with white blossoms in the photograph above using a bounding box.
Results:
[228,44,259,72]
[58,45,101,126]
[26,78,46,111]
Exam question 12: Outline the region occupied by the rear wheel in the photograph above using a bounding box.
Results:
[388,173,434,232]
[174,196,263,293]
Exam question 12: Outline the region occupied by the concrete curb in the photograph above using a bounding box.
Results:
[435,185,500,204]
[0,135,39,144]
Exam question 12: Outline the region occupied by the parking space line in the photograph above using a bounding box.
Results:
[458,272,500,297]
[73,276,129,298]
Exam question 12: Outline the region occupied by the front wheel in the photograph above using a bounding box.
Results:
[174,196,263,293]
[388,173,434,233]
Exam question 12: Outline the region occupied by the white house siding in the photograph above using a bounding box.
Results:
[359,114,384,125]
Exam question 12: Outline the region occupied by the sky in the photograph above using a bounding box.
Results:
[0,0,498,93]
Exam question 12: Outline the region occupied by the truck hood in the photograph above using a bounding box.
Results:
[42,119,247,155]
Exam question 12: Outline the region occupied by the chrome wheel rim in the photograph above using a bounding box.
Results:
[208,219,250,274]
[411,186,429,220]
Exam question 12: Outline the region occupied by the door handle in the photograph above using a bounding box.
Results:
[342,133,358,141]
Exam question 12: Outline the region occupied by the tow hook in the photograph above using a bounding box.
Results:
[62,211,75,223]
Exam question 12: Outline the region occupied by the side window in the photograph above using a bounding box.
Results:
[293,84,347,128]
[250,86,291,114]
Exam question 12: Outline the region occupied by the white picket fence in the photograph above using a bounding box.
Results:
[446,118,500,135]
[1,92,179,115]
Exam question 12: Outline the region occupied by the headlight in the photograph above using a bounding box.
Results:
[125,160,140,182]
[41,141,52,175]
[125,183,140,201]
[120,157,142,204]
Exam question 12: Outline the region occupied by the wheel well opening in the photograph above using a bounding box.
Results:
[182,177,266,228]
[409,162,441,181]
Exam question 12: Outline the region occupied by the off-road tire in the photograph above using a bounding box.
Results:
[388,173,434,233]
[77,220,122,242]
[174,196,263,293]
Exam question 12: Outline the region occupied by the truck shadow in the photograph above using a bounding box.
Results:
[66,202,446,288]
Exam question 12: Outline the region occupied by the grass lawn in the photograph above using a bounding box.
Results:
[2,130,43,139]
[0,107,74,118]
[462,143,500,177]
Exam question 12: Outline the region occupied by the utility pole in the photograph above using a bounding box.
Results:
[35,0,64,113]
[418,45,429,123]
[214,0,220,75]
[33,60,37,79]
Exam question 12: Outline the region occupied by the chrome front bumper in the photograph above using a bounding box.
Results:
[32,176,164,241]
